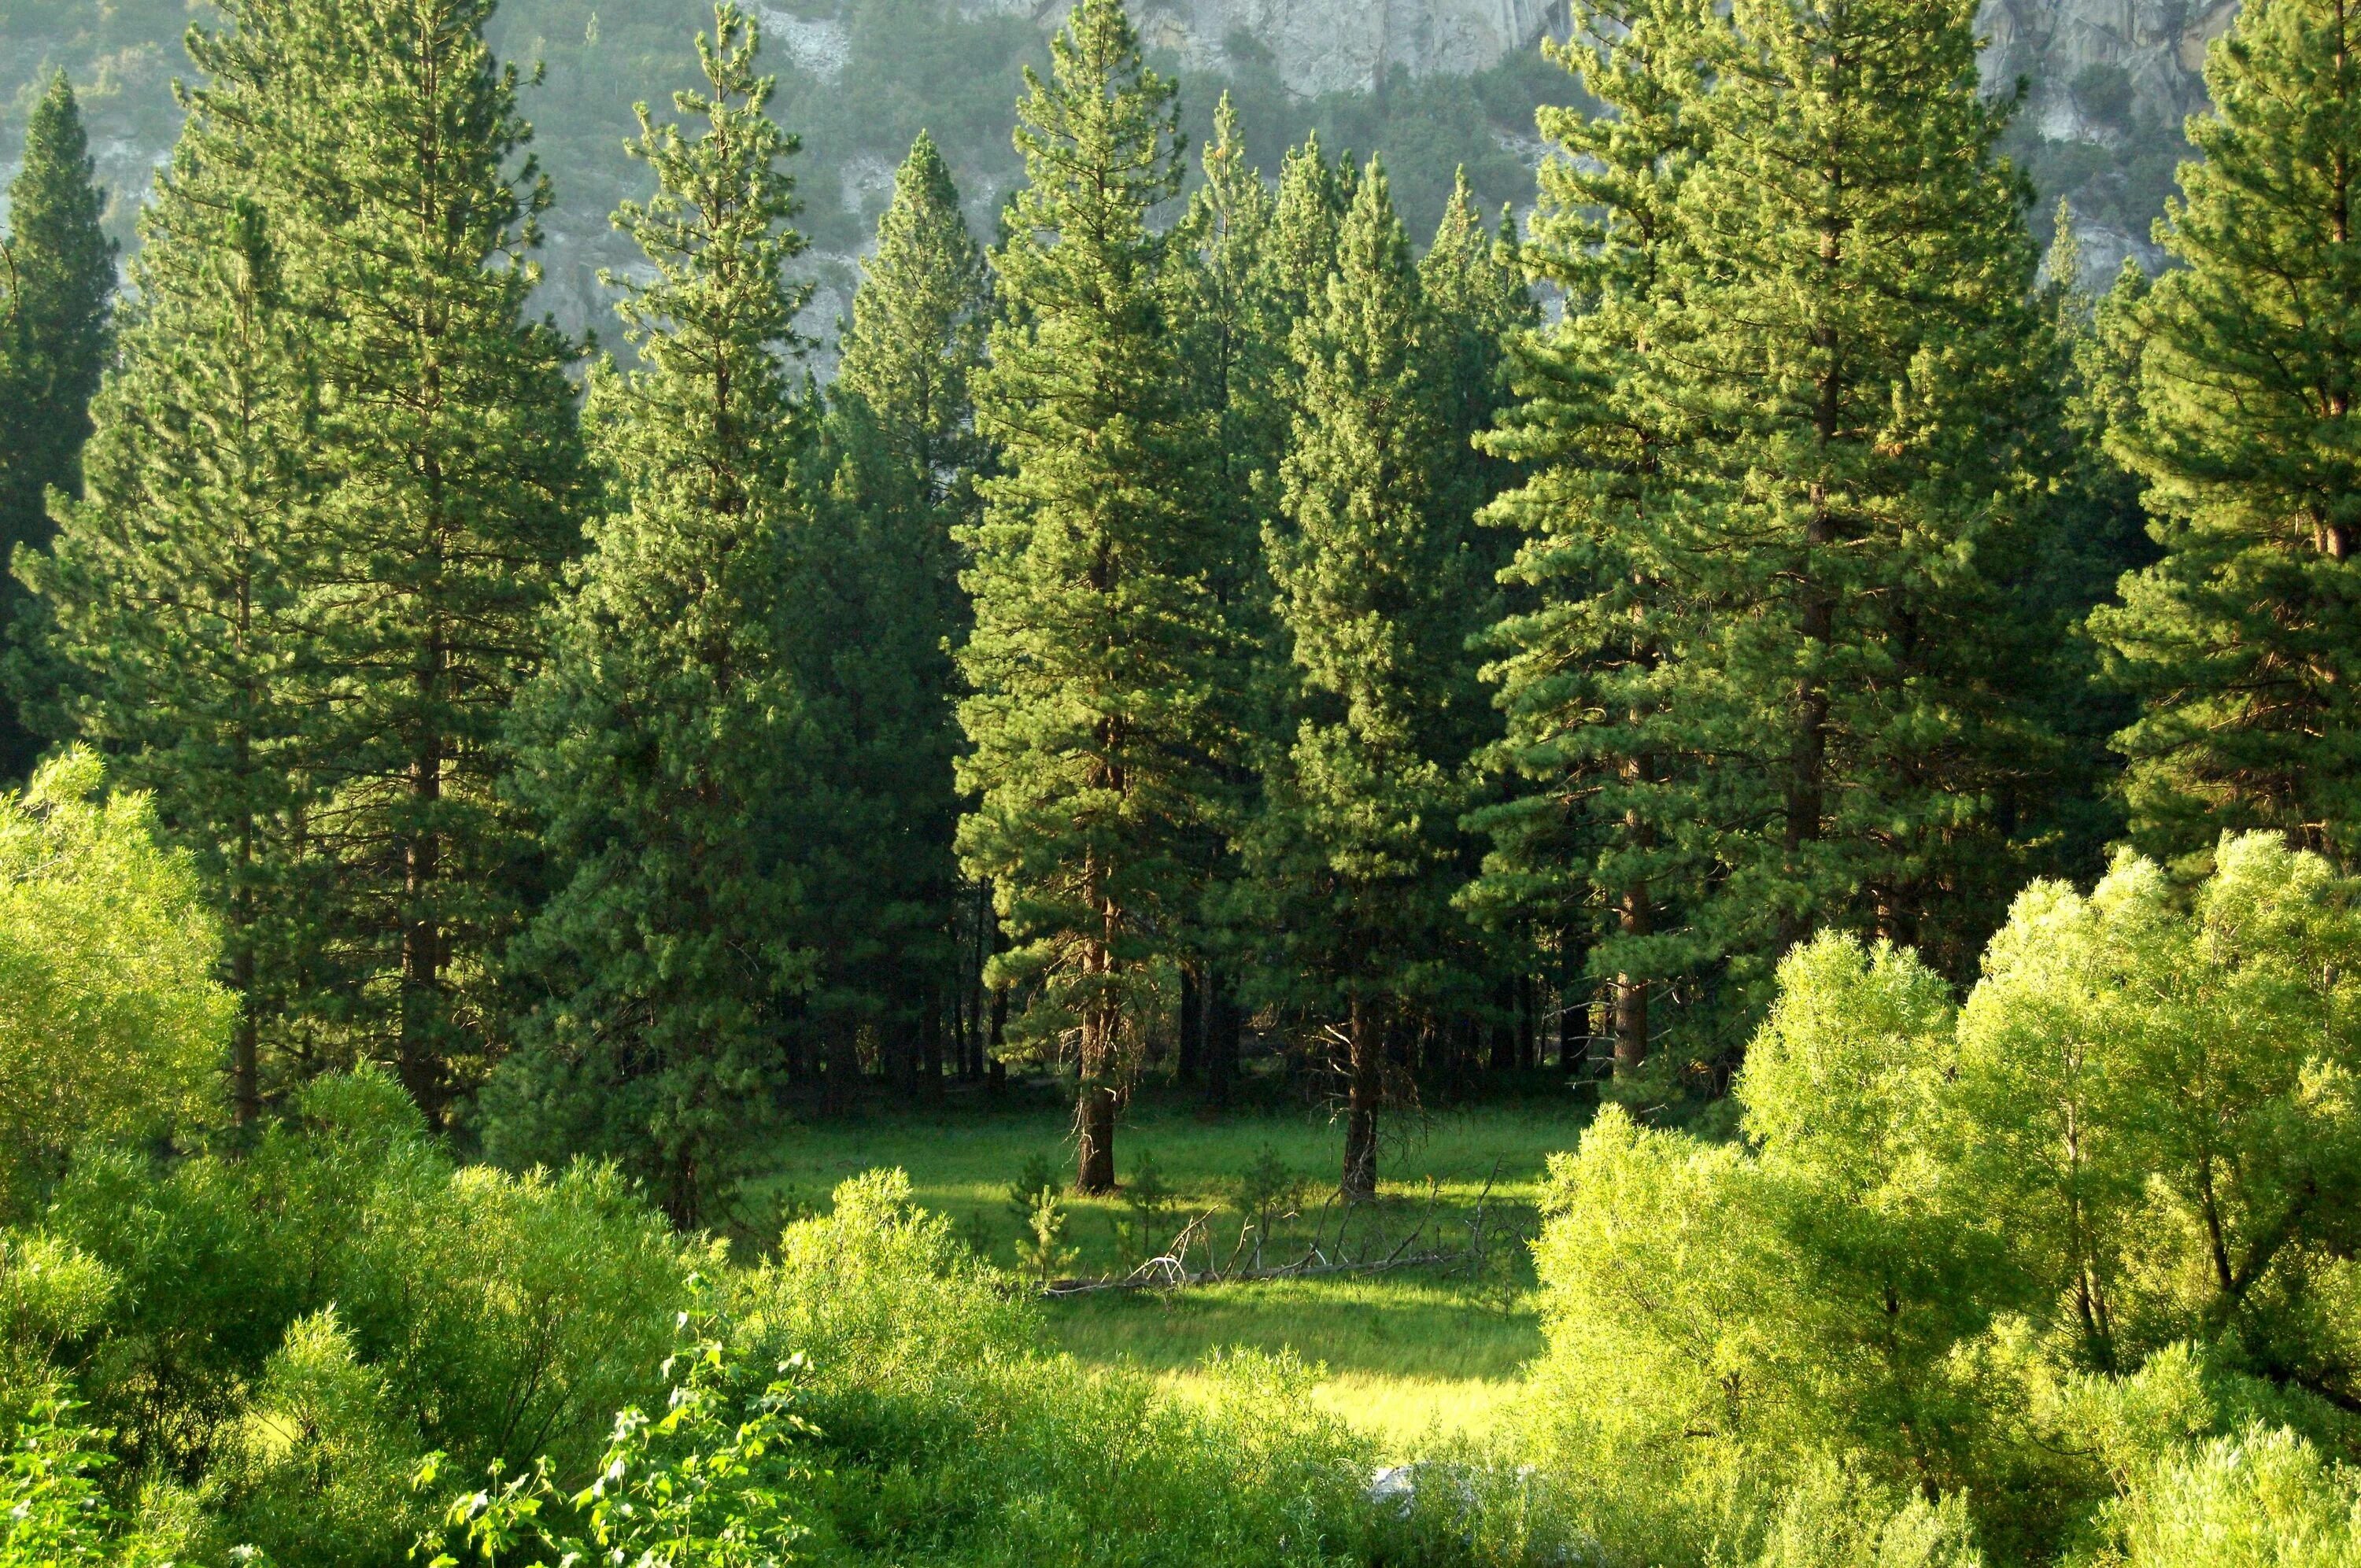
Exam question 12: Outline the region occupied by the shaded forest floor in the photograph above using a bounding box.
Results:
[743,1077,1591,1453]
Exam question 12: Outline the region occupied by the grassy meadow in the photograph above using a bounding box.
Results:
[745,1078,1591,1453]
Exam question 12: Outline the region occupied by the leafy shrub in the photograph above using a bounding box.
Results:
[39,1068,695,1508]
[1520,833,2361,1566]
[0,749,229,1212]
[734,1169,1379,1566]
[0,1391,116,1566]
[203,1309,429,1568]
[422,1304,818,1568]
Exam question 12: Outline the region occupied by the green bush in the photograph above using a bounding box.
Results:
[1519,833,2361,1566]
[733,1169,1380,1566]
[0,749,230,1212]
[20,1068,693,1558]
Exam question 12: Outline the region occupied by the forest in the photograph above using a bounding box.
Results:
[0,0,2355,1559]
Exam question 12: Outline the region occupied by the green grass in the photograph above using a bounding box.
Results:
[746,1081,1590,1454]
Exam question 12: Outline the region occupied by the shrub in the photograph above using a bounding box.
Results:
[42,1068,696,1492]
[734,1169,1379,1566]
[0,749,229,1212]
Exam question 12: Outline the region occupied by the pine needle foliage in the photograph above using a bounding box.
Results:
[280,0,591,1114]
[495,3,812,1230]
[2091,0,2361,869]
[0,72,115,780]
[1242,159,1477,1197]
[800,129,989,1080]
[959,0,1217,1191]
[1471,0,1721,1077]
[27,4,329,1124]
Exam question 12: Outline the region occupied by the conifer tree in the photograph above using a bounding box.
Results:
[24,12,323,1125]
[0,72,116,778]
[1170,95,1281,1093]
[1654,0,2052,995]
[1243,159,1475,1197]
[959,0,1214,1192]
[2090,0,2361,866]
[1418,172,1534,552]
[2016,212,2153,865]
[804,129,989,1087]
[1471,0,1713,1075]
[493,4,810,1228]
[294,0,589,1112]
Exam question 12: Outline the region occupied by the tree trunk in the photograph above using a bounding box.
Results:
[1077,1068,1118,1193]
[398,717,443,1117]
[1205,970,1238,1109]
[1342,994,1380,1201]
[921,983,944,1098]
[1077,921,1118,1191]
[988,984,1007,1096]
[1177,965,1203,1086]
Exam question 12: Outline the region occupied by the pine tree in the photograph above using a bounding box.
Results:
[959,0,1214,1193]
[2015,211,2153,867]
[1170,94,1282,1098]
[1418,172,1535,552]
[0,71,116,778]
[1261,133,1351,349]
[493,3,810,1228]
[1655,0,2052,998]
[292,0,589,1112]
[1469,0,1714,1076]
[804,129,989,1091]
[24,3,329,1124]
[1243,159,1475,1197]
[2089,0,2361,867]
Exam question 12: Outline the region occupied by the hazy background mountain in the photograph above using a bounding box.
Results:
[1,0,2230,349]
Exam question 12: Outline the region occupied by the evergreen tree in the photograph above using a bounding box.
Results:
[493,3,810,1228]
[1417,171,1534,554]
[1170,95,1282,1098]
[959,0,1214,1192]
[1261,133,1351,331]
[0,71,116,778]
[1243,159,1476,1197]
[293,0,589,1113]
[1485,0,2054,1075]
[804,128,989,1092]
[1654,0,2052,998]
[2013,212,2153,869]
[25,2,327,1124]
[2089,0,2361,867]
[1470,0,1714,1076]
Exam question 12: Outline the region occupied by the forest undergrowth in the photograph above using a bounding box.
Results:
[748,1092,1567,1451]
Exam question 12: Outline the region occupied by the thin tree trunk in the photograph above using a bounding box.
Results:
[921,982,944,1097]
[988,983,1007,1096]
[1341,993,1379,1201]
[1177,965,1203,1086]
[1206,969,1237,1110]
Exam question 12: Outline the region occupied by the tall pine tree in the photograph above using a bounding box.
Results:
[1170,94,1282,1101]
[959,0,1214,1192]
[1471,0,1714,1076]
[1242,159,1478,1197]
[2090,0,2361,867]
[27,3,328,1123]
[0,71,116,779]
[493,3,811,1227]
[804,128,989,1094]
[294,0,589,1112]
[1658,0,2053,998]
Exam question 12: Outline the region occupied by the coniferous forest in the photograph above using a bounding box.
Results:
[0,0,2359,1560]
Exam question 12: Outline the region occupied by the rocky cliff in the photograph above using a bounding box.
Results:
[2,0,2227,329]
